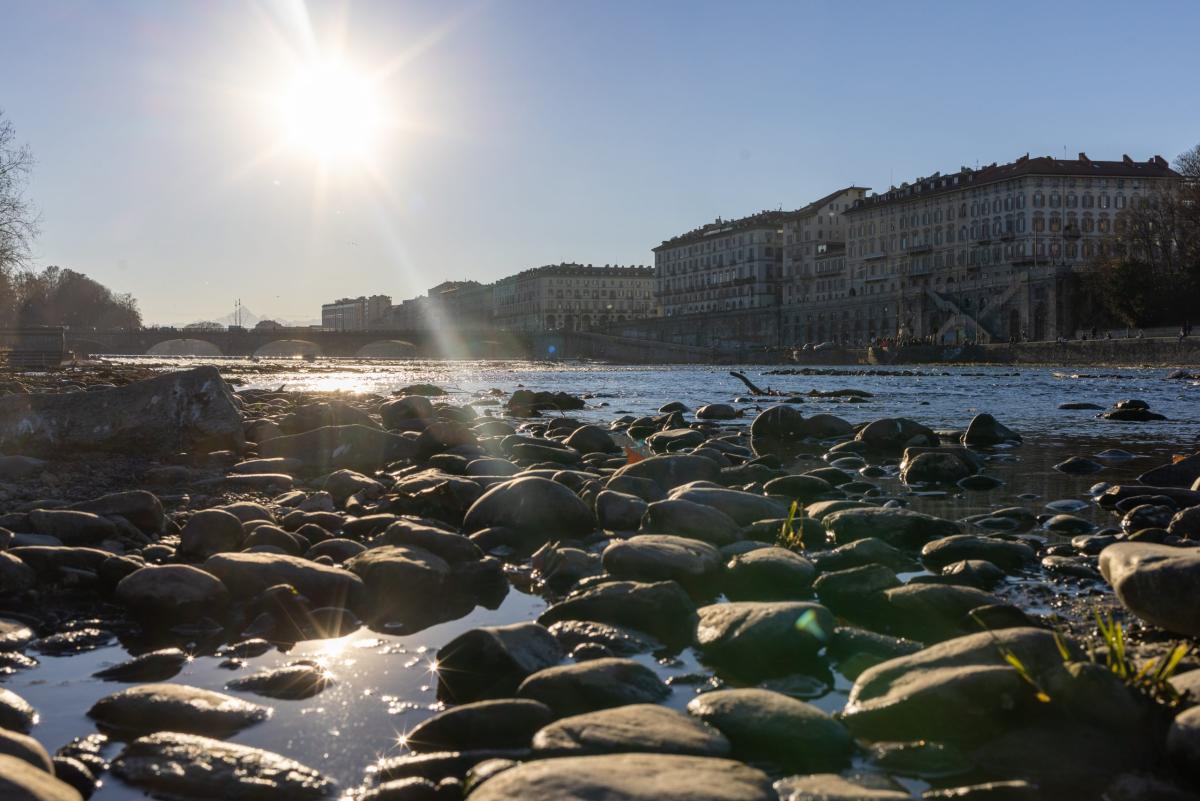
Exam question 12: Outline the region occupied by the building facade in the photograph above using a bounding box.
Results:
[492,263,656,332]
[780,153,1182,346]
[321,295,392,331]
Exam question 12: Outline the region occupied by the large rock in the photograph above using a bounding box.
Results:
[823,507,960,548]
[345,545,450,623]
[112,732,334,800]
[259,424,416,472]
[564,424,618,454]
[27,510,117,545]
[534,704,730,757]
[855,417,938,453]
[611,455,722,492]
[0,727,52,772]
[669,485,789,527]
[517,657,670,716]
[687,688,850,771]
[1140,454,1200,489]
[66,490,164,533]
[116,565,229,622]
[88,683,270,737]
[0,687,37,732]
[380,395,434,428]
[866,584,1006,643]
[695,601,833,678]
[462,477,594,545]
[178,508,245,560]
[722,547,816,601]
[436,622,564,703]
[640,499,740,546]
[0,552,35,595]
[469,753,774,801]
[0,754,82,801]
[900,451,973,484]
[1100,542,1200,635]
[406,699,554,752]
[0,366,244,456]
[921,535,1037,571]
[762,474,836,503]
[226,663,332,700]
[962,413,1021,447]
[842,627,1075,743]
[204,552,365,610]
[280,400,379,434]
[595,490,648,531]
[602,535,722,590]
[538,580,697,646]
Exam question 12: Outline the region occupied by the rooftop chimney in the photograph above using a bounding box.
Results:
[1078,152,1090,163]
[1122,154,1134,165]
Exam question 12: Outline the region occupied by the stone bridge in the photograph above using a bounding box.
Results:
[65,327,722,363]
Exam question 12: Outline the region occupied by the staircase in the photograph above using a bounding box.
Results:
[924,289,993,344]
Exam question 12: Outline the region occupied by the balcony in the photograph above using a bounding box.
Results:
[905,243,932,255]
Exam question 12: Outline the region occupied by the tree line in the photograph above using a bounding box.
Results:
[0,111,142,330]
[1086,144,1200,328]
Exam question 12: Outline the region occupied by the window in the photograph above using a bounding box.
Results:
[1033,192,1045,207]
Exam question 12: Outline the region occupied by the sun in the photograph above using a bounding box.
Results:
[278,60,383,162]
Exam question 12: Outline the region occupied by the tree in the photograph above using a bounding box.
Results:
[0,111,37,274]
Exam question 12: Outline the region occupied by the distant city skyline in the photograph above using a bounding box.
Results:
[2,0,1198,326]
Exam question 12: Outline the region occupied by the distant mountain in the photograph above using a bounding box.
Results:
[213,307,261,328]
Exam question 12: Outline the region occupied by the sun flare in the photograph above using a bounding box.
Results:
[278,60,383,162]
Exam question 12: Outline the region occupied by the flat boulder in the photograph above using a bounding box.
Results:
[640,499,740,546]
[469,753,774,801]
[921,535,1037,571]
[115,564,229,622]
[669,486,789,527]
[436,622,563,703]
[227,662,332,699]
[0,687,37,733]
[611,455,722,492]
[687,688,850,771]
[1100,542,1200,636]
[462,477,594,546]
[178,508,245,559]
[407,698,554,753]
[823,507,959,548]
[0,366,244,456]
[345,546,450,623]
[695,601,833,679]
[203,552,365,610]
[534,704,730,757]
[722,547,816,601]
[66,490,164,533]
[259,424,416,472]
[962,413,1021,446]
[538,580,697,647]
[27,510,116,545]
[88,683,270,738]
[517,657,670,716]
[602,535,722,590]
[0,753,82,801]
[112,732,334,800]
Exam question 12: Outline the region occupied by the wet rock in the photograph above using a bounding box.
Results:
[814,564,901,615]
[687,688,850,771]
[958,474,1003,491]
[0,687,37,732]
[280,401,379,434]
[436,622,563,703]
[546,620,661,656]
[0,726,53,772]
[345,545,450,623]
[0,366,244,456]
[611,454,722,492]
[116,565,229,622]
[901,451,973,484]
[227,662,332,699]
[641,499,740,546]
[921,535,1036,571]
[869,584,1006,643]
[669,485,789,527]
[323,469,384,506]
[259,424,416,472]
[1168,506,1200,539]
[380,518,482,563]
[856,417,938,453]
[774,773,910,800]
[1100,542,1200,635]
[1139,454,1200,488]
[30,628,114,656]
[563,424,618,455]
[594,490,647,531]
[696,404,737,421]
[179,508,245,559]
[538,580,697,646]
[811,537,920,573]
[823,507,959,548]
[0,753,82,801]
[27,510,117,545]
[602,535,722,590]
[204,552,365,609]
[88,683,270,737]
[359,777,442,800]
[0,619,34,649]
[931,559,1007,590]
[1103,406,1168,422]
[1059,402,1105,410]
[762,474,836,503]
[93,648,189,682]
[374,748,528,784]
[827,626,923,679]
[1121,504,1176,534]
[1055,456,1104,475]
[1042,514,1094,535]
[381,395,435,427]
[962,413,1021,447]
[722,547,815,601]
[517,657,669,716]
[462,477,594,547]
[112,732,334,800]
[469,753,774,801]
[508,389,584,415]
[646,428,706,454]
[842,627,1075,743]
[407,699,553,753]
[534,704,730,757]
[695,601,832,678]
[50,757,96,800]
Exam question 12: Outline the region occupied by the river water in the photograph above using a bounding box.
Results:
[5,358,1199,799]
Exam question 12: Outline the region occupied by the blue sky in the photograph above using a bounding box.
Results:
[2,0,1198,325]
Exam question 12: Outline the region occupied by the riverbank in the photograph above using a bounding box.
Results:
[2,363,1200,799]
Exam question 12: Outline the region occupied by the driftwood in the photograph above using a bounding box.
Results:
[729,371,783,396]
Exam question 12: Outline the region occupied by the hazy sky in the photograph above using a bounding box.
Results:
[3,0,1198,326]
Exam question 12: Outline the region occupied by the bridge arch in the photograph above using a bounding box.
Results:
[355,340,416,359]
[254,339,322,358]
[147,338,223,357]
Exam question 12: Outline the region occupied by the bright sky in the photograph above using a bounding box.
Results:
[2,0,1198,326]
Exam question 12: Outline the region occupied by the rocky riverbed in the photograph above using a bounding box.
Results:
[1,362,1200,800]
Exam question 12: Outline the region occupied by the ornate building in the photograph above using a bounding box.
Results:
[492,263,656,333]
[787,153,1183,345]
[320,295,392,331]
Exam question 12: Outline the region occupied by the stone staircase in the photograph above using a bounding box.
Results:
[924,289,994,344]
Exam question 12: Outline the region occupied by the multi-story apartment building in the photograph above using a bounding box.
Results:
[390,281,495,330]
[782,153,1181,346]
[492,263,655,332]
[321,295,392,331]
[780,186,870,343]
